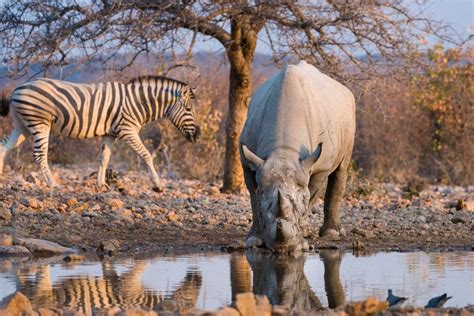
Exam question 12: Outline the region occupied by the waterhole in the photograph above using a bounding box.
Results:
[0,251,472,313]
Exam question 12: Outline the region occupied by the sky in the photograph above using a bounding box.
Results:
[422,0,473,39]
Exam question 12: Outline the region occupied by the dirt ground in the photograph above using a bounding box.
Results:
[0,165,473,254]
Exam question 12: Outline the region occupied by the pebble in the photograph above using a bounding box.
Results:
[0,206,12,220]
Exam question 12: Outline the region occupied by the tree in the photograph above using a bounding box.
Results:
[0,1,450,192]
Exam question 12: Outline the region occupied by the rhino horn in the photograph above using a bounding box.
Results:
[278,190,291,219]
[242,144,264,169]
[276,219,293,243]
[301,142,323,171]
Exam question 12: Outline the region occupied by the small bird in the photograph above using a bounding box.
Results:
[425,293,452,308]
[386,289,408,307]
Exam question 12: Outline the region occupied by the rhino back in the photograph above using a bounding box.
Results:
[241,61,355,173]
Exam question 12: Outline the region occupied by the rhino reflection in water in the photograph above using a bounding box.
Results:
[230,251,346,310]
[10,259,202,314]
[240,61,356,252]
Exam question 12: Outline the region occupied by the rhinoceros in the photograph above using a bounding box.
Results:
[240,61,356,252]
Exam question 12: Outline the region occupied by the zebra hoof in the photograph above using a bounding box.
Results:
[152,186,164,193]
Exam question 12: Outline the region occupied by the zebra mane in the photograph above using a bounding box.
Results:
[127,75,188,88]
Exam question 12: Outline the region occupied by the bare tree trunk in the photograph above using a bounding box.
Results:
[223,59,252,192]
[222,19,258,193]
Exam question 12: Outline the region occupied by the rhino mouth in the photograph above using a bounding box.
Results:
[263,219,304,252]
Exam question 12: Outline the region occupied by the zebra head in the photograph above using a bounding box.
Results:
[166,86,201,143]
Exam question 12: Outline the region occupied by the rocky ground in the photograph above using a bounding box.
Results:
[0,165,473,254]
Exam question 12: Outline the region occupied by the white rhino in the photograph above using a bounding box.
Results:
[240,61,356,252]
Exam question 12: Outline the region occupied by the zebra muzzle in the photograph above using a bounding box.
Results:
[186,126,201,143]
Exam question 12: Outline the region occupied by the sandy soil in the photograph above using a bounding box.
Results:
[0,165,473,254]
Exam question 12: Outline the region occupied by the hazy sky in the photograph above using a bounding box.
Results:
[423,0,473,38]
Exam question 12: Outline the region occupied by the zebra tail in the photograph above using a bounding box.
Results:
[0,91,10,117]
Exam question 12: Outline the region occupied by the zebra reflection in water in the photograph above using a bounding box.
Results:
[12,259,202,314]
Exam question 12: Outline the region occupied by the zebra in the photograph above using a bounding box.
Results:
[0,76,200,191]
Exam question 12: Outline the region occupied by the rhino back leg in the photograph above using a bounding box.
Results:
[319,158,350,237]
[242,165,262,247]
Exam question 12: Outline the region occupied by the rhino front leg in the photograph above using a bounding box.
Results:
[243,165,263,248]
[319,160,349,238]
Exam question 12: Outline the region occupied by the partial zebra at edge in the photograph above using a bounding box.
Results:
[0,91,10,116]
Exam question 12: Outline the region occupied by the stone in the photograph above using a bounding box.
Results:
[235,292,257,316]
[0,234,13,246]
[117,308,158,316]
[63,254,85,262]
[255,295,272,316]
[0,206,12,220]
[0,245,31,257]
[167,211,178,222]
[107,198,124,209]
[214,307,240,316]
[451,212,471,224]
[271,305,290,316]
[345,297,388,315]
[66,197,78,207]
[25,171,42,185]
[19,197,42,209]
[95,307,122,316]
[0,292,34,315]
[98,239,120,255]
[15,237,76,255]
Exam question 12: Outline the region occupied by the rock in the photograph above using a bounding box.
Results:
[66,197,78,207]
[107,198,124,209]
[351,227,373,238]
[0,234,13,246]
[451,212,471,224]
[0,245,31,257]
[63,254,85,262]
[457,199,474,212]
[209,186,221,196]
[214,307,240,316]
[15,238,75,255]
[19,197,42,209]
[25,171,42,185]
[256,295,272,316]
[235,292,257,316]
[117,308,158,316]
[95,307,122,316]
[0,206,12,220]
[345,297,388,315]
[98,239,120,255]
[0,292,34,315]
[352,239,365,251]
[271,305,290,316]
[167,211,178,222]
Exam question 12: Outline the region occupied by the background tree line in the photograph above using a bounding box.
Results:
[0,1,472,187]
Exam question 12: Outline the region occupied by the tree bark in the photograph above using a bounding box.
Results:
[222,58,252,192]
[222,18,258,193]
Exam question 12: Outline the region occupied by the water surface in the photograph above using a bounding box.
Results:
[0,251,472,313]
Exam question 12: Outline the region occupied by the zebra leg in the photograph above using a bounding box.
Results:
[97,135,115,188]
[32,130,55,187]
[0,127,28,177]
[121,132,164,192]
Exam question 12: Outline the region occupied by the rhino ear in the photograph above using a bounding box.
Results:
[301,142,322,171]
[242,144,264,170]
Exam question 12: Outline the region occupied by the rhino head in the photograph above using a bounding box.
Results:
[242,143,322,252]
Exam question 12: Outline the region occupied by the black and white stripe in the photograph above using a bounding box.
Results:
[0,76,200,189]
